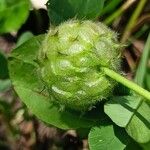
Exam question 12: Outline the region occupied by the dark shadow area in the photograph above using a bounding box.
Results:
[18,9,49,36]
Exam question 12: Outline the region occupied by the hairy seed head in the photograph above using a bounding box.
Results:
[38,20,122,111]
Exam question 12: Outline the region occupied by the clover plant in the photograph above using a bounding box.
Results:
[8,0,150,150]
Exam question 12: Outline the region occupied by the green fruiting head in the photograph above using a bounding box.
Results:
[38,20,121,111]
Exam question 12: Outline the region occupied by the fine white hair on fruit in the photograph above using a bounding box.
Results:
[38,20,122,111]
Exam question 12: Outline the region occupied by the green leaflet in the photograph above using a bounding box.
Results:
[0,0,30,33]
[126,100,150,143]
[104,96,141,127]
[104,96,150,143]
[88,125,128,150]
[47,0,105,25]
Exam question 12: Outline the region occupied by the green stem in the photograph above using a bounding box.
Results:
[104,0,136,25]
[102,67,150,101]
[134,32,150,86]
[121,0,147,42]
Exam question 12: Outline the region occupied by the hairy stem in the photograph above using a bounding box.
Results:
[102,67,150,101]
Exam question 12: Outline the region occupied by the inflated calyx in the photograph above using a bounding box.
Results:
[38,20,121,111]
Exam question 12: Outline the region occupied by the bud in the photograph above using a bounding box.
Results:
[38,20,121,111]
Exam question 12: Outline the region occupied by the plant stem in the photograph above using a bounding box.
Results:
[121,0,147,43]
[134,32,150,86]
[104,0,136,25]
[102,67,150,101]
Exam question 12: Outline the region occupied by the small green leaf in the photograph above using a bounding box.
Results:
[8,35,99,129]
[104,96,150,143]
[0,0,30,33]
[47,0,105,25]
[88,125,127,150]
[0,51,9,79]
[126,101,150,143]
[104,96,141,127]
